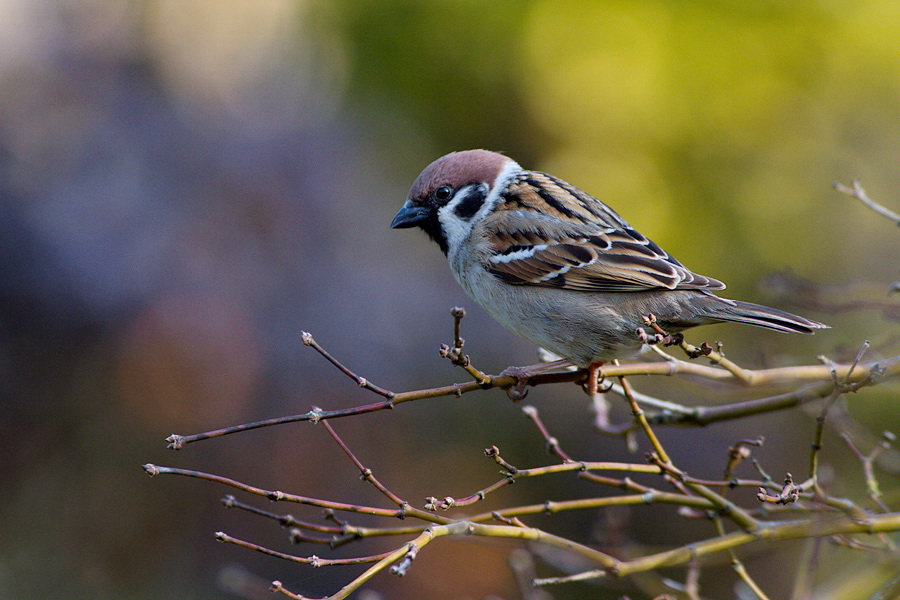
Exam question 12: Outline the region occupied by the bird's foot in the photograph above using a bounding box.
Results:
[638,314,683,346]
[582,361,607,396]
[499,359,574,401]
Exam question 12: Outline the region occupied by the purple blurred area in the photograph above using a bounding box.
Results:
[0,5,528,599]
[1,3,896,600]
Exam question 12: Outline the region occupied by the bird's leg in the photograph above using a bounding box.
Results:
[499,359,574,401]
[638,314,683,346]
[584,361,606,396]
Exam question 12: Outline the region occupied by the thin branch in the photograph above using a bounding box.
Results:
[216,531,394,566]
[163,353,899,449]
[711,515,772,600]
[650,456,760,532]
[521,404,577,463]
[270,580,306,600]
[842,431,895,514]
[142,464,439,523]
[614,512,900,577]
[663,354,896,426]
[222,495,336,544]
[439,307,495,384]
[834,180,900,226]
[321,420,407,507]
[722,437,765,497]
[809,342,869,492]
[618,368,671,464]
[301,331,394,398]
[515,512,900,588]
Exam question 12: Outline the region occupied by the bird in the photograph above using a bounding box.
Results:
[391,149,827,393]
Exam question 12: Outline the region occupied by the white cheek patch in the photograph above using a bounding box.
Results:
[438,159,523,254]
[437,186,481,251]
[437,204,472,251]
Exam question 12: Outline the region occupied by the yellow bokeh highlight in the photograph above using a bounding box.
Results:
[521,2,672,142]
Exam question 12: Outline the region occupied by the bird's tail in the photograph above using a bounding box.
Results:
[713,299,828,334]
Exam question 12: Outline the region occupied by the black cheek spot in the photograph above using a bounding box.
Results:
[454,186,487,220]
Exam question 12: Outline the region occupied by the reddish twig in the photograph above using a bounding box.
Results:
[301,331,394,398]
[521,405,577,463]
[321,419,408,508]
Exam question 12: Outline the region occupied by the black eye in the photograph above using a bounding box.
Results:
[434,185,453,201]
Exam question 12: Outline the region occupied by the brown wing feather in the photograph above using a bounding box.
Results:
[483,172,725,292]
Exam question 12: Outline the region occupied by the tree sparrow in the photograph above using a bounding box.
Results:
[391,150,826,386]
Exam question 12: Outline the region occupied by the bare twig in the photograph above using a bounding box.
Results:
[761,271,900,323]
[301,331,394,398]
[809,341,869,494]
[662,354,896,427]
[617,368,671,464]
[842,431,895,514]
[834,180,900,226]
[164,353,899,449]
[217,531,394,566]
[439,307,494,385]
[534,511,900,586]
[321,420,407,508]
[521,404,577,463]
[143,464,438,522]
[722,437,765,496]
[757,473,801,505]
[148,304,900,599]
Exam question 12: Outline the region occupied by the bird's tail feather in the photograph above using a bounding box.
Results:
[714,300,828,334]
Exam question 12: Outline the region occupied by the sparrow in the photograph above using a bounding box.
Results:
[391,150,827,389]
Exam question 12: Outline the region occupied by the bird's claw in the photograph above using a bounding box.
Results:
[498,366,531,401]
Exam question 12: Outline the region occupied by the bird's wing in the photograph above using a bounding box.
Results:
[481,171,725,292]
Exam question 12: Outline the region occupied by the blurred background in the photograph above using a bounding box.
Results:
[1,1,897,599]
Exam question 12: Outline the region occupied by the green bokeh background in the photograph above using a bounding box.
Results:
[1,1,897,599]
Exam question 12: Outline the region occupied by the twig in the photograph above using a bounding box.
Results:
[757,473,801,505]
[321,420,407,508]
[833,180,900,226]
[710,515,772,600]
[270,580,306,599]
[809,341,869,492]
[439,307,494,385]
[216,531,393,566]
[842,431,895,514]
[521,405,577,463]
[614,512,900,576]
[761,271,900,323]
[533,570,607,586]
[164,354,899,449]
[142,464,440,522]
[664,354,896,426]
[301,331,394,398]
[650,456,760,532]
[722,437,765,496]
[644,315,755,383]
[534,511,900,586]
[617,368,671,464]
[222,495,337,543]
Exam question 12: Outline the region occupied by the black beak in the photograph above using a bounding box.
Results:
[390,201,431,229]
